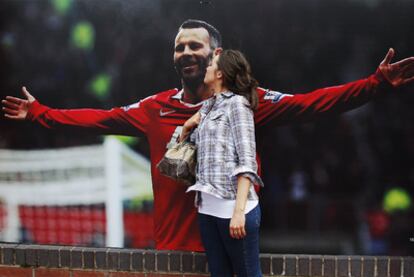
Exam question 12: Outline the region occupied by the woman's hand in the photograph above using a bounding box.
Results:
[179,112,201,142]
[229,175,251,239]
[229,210,246,239]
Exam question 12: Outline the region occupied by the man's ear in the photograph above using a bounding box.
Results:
[213,47,223,57]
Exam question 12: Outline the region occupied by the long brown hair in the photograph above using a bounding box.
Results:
[217,50,259,110]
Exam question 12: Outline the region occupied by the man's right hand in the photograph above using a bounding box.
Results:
[1,86,35,120]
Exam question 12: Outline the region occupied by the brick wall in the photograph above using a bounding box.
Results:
[0,243,412,277]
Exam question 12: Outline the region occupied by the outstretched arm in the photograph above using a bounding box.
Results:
[2,87,150,136]
[255,48,414,127]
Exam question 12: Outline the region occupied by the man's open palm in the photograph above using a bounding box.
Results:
[2,86,35,120]
[379,48,414,87]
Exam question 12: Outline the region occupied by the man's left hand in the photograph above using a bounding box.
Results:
[379,48,414,87]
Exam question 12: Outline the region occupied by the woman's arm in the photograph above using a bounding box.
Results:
[227,96,263,239]
[179,112,200,142]
[229,175,251,239]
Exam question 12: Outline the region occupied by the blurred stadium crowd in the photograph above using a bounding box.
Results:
[0,0,413,255]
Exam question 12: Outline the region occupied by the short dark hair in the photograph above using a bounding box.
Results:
[179,19,222,49]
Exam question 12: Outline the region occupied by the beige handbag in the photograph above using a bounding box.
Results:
[156,139,197,186]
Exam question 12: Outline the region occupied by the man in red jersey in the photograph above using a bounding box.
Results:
[2,19,414,251]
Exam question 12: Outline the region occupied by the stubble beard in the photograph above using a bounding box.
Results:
[175,53,213,96]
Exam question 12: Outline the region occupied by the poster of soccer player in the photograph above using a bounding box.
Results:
[1,0,413,256]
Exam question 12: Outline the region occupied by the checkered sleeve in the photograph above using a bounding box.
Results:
[228,96,264,187]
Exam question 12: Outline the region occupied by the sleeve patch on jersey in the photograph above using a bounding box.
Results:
[264,90,292,103]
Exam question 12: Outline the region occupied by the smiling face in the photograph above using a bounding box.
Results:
[174,28,213,87]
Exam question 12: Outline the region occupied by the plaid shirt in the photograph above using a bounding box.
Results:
[187,92,264,200]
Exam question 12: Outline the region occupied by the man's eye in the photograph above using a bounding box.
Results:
[175,45,184,52]
[190,43,202,50]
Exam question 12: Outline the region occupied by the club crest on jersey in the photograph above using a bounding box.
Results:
[122,102,140,111]
[264,90,290,103]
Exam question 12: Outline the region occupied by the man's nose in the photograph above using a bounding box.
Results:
[183,45,193,56]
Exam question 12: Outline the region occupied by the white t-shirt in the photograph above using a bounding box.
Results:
[198,191,259,219]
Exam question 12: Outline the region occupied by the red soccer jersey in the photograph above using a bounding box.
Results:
[27,69,390,251]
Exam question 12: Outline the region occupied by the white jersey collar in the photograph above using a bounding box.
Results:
[171,89,206,108]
